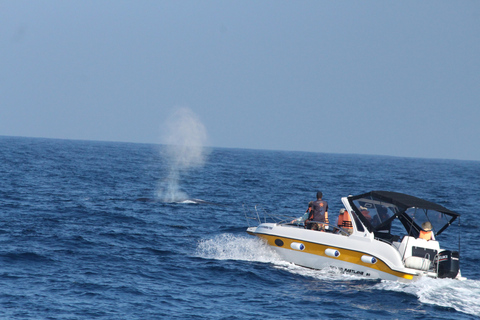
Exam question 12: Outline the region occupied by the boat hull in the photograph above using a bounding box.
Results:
[248,224,422,282]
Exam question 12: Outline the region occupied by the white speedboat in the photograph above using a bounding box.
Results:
[246,191,461,282]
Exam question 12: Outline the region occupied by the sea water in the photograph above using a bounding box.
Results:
[1,136,479,319]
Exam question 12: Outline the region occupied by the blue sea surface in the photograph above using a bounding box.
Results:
[1,136,479,319]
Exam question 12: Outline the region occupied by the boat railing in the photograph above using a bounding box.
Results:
[289,220,351,236]
[243,204,292,227]
[244,205,351,236]
[244,207,351,236]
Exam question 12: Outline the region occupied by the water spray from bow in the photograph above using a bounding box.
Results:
[156,107,208,203]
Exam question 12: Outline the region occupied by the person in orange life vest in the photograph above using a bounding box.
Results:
[338,208,353,234]
[360,206,372,222]
[360,206,370,218]
[337,208,345,228]
[360,206,384,227]
[305,191,329,230]
[419,221,435,240]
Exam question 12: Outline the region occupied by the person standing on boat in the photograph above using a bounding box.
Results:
[305,191,329,230]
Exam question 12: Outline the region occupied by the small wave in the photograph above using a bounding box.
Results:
[143,247,176,257]
[167,224,190,230]
[135,197,157,202]
[1,251,54,263]
[0,272,22,280]
[374,276,480,316]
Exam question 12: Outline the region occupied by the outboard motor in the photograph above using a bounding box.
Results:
[436,250,460,279]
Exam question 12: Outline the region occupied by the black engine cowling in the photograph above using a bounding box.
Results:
[436,250,460,279]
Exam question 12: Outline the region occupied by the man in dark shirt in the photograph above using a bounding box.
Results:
[305,191,329,230]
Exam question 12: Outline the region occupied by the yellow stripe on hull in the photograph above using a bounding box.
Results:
[255,233,414,281]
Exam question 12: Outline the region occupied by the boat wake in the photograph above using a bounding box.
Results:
[374,276,480,316]
[195,233,281,263]
[196,233,480,316]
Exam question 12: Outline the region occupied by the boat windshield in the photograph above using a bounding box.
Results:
[348,191,459,238]
[350,198,398,232]
[405,207,453,235]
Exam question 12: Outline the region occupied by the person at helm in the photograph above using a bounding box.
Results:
[419,221,435,241]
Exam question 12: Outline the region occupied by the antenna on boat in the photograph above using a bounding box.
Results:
[254,205,262,223]
[458,216,461,259]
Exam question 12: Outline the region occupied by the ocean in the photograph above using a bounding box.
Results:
[1,136,479,319]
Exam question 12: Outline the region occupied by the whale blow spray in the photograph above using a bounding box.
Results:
[157,107,208,202]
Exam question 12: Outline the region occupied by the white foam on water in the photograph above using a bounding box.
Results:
[196,233,282,263]
[272,262,369,282]
[374,276,480,316]
[196,234,480,312]
[195,234,368,282]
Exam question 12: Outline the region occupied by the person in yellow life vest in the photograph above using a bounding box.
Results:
[419,221,435,240]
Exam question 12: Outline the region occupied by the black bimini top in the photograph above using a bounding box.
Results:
[358,191,459,216]
[348,190,460,237]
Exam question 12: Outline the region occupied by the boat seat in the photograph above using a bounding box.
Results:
[396,236,440,271]
[412,246,438,262]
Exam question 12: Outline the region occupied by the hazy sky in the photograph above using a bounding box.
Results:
[1,1,479,161]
